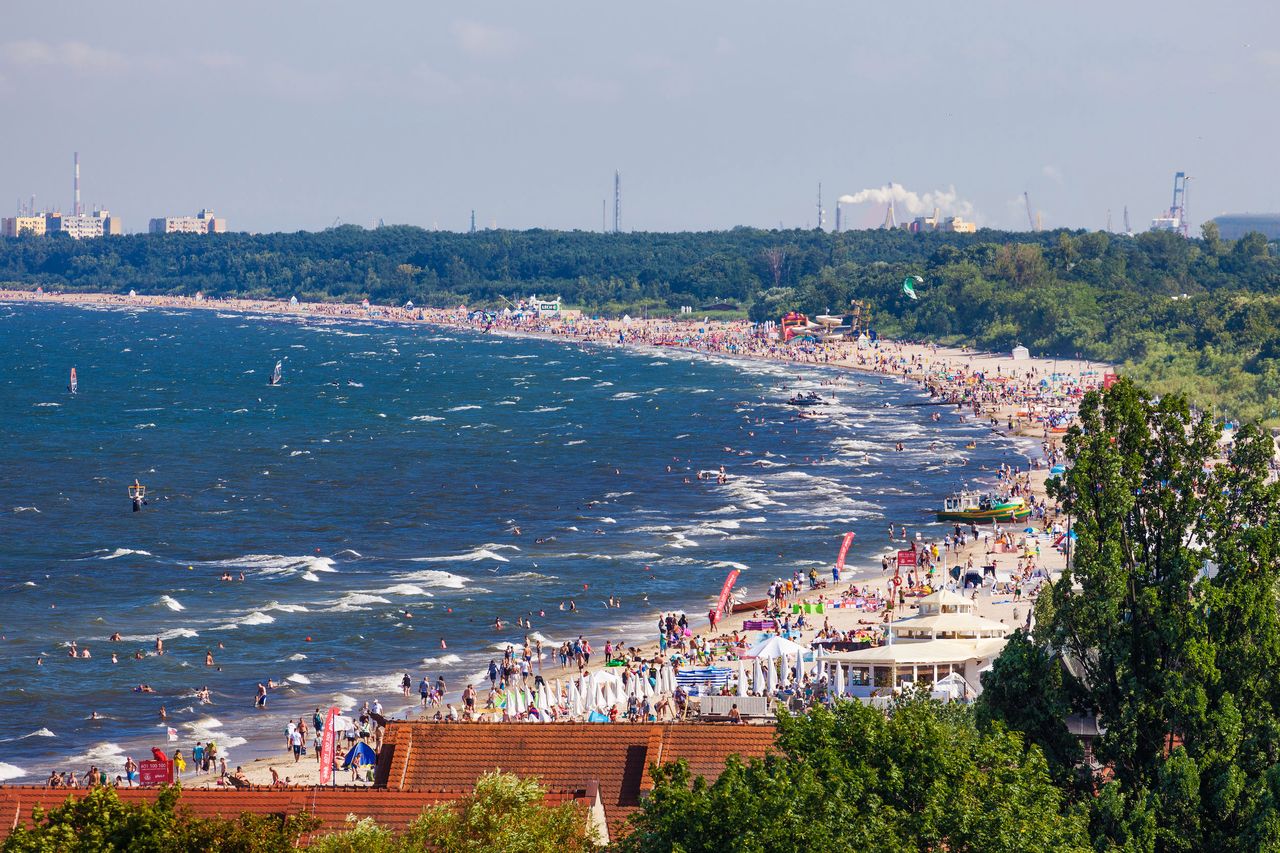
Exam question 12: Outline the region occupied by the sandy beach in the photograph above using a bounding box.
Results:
[4,287,1098,789]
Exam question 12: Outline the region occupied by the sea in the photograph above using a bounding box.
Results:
[0,301,1029,781]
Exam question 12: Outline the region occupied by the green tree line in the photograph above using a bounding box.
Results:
[2,224,1278,417]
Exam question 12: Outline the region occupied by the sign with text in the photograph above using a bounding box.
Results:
[896,550,917,568]
[138,759,172,787]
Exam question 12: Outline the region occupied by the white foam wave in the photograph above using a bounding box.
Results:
[376,583,433,597]
[0,762,25,782]
[117,627,198,643]
[410,415,444,422]
[421,654,463,666]
[204,554,336,577]
[264,602,310,613]
[447,404,482,412]
[157,595,185,612]
[238,611,275,626]
[397,569,469,589]
[563,376,591,381]
[287,653,308,661]
[411,545,514,564]
[100,548,152,560]
[286,673,311,685]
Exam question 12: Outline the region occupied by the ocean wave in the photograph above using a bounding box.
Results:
[0,762,25,782]
[564,439,586,445]
[611,391,641,400]
[287,653,308,661]
[32,402,60,407]
[376,583,433,597]
[12,506,40,513]
[410,415,444,422]
[203,554,337,577]
[394,569,471,590]
[330,593,391,607]
[263,601,310,613]
[134,423,156,429]
[709,560,750,572]
[286,673,311,685]
[421,653,463,667]
[117,627,198,643]
[411,545,514,564]
[446,405,482,412]
[157,595,185,612]
[529,405,564,413]
[99,548,153,560]
[67,742,124,766]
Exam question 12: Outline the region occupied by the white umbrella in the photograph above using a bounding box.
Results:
[751,658,764,694]
[567,678,581,717]
[736,658,747,697]
[662,664,676,694]
[764,658,776,694]
[642,669,655,699]
[835,662,845,696]
[744,635,807,660]
[552,678,562,711]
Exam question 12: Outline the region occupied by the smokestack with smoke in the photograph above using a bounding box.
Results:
[839,182,975,221]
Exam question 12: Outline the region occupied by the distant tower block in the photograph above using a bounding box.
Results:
[613,171,621,234]
[816,182,824,231]
[882,197,897,230]
[73,152,82,216]
[470,210,476,234]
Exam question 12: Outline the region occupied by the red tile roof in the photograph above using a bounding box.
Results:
[0,723,774,842]
[378,721,775,836]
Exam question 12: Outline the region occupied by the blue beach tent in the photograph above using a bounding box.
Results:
[342,741,376,770]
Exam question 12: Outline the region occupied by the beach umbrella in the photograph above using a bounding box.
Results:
[751,658,764,694]
[665,664,677,694]
[504,689,517,715]
[835,662,845,696]
[522,686,535,714]
[764,658,776,694]
[736,658,747,697]
[552,678,562,711]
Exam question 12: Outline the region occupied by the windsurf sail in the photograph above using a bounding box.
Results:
[68,367,78,395]
[270,361,283,386]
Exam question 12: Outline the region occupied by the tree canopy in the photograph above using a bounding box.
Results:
[979,378,1280,851]
[3,225,1279,418]
[618,698,1090,853]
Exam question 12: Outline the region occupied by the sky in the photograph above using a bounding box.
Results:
[1,1,1277,234]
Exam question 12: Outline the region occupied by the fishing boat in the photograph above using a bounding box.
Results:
[269,361,283,386]
[937,491,1030,523]
[68,367,78,395]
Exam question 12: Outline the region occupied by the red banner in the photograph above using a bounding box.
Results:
[897,550,917,567]
[715,569,741,615]
[318,705,339,786]
[835,532,856,570]
[138,759,172,787]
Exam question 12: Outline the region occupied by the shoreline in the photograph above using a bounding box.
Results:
[3,288,1098,788]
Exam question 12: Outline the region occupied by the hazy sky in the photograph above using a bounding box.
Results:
[2,2,1276,234]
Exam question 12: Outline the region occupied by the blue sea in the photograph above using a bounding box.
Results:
[0,301,1024,780]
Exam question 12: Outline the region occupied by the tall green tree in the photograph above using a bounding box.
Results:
[619,698,1090,853]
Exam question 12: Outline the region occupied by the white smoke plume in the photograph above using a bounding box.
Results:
[838,183,976,219]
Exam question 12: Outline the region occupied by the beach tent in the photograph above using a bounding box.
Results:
[1011,345,1030,361]
[342,741,376,770]
[675,667,733,689]
[744,635,806,660]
